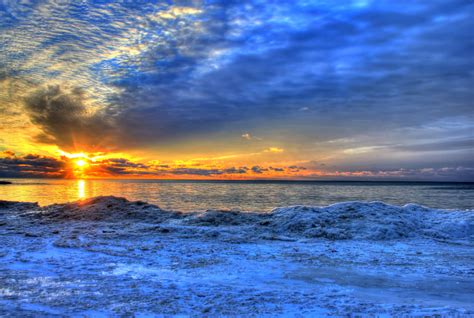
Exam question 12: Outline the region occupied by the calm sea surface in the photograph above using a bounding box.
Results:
[0,179,473,211]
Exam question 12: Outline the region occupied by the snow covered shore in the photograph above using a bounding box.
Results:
[0,196,473,316]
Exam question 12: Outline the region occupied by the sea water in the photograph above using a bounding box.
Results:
[0,179,472,211]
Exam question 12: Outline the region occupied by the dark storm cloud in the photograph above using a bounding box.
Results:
[23,86,116,151]
[0,152,66,177]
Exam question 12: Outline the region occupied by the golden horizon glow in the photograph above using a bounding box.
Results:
[1,146,327,180]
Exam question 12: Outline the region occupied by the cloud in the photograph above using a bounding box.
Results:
[23,85,116,152]
[343,146,385,155]
[241,133,262,141]
[90,158,151,176]
[269,166,284,172]
[0,152,67,178]
[166,166,251,176]
[251,165,268,174]
[1,151,472,181]
[3,150,15,157]
[242,133,252,140]
[100,158,149,169]
[321,167,474,181]
[89,158,252,177]
[393,139,474,152]
[301,160,474,181]
[224,167,249,174]
[287,165,307,172]
[168,168,223,176]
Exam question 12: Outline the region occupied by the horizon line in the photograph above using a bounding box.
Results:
[1,177,473,183]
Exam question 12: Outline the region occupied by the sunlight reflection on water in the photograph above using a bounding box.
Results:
[77,180,86,199]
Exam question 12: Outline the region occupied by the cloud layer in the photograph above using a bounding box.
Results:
[1,152,473,181]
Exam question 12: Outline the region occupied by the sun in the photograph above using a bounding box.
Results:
[75,159,88,168]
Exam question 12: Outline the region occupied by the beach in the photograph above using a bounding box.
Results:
[1,196,473,316]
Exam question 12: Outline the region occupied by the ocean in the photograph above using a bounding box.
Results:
[1,178,473,210]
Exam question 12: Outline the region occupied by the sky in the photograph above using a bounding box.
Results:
[0,0,473,180]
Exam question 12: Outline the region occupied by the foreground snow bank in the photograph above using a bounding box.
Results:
[2,196,473,242]
[271,201,474,241]
[1,196,473,316]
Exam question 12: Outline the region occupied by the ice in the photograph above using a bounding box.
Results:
[269,201,474,241]
[3,196,471,242]
[0,196,473,316]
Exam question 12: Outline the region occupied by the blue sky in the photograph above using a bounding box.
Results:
[0,0,473,180]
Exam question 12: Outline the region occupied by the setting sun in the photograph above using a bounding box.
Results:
[75,159,88,168]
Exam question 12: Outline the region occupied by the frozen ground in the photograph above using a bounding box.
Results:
[0,196,473,317]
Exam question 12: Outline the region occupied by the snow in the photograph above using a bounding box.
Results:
[0,196,473,316]
[270,201,474,241]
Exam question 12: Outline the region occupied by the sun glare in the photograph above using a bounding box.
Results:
[75,159,88,168]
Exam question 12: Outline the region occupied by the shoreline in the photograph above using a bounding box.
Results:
[2,194,474,212]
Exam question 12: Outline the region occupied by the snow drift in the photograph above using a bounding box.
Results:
[1,196,472,242]
[270,202,474,241]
